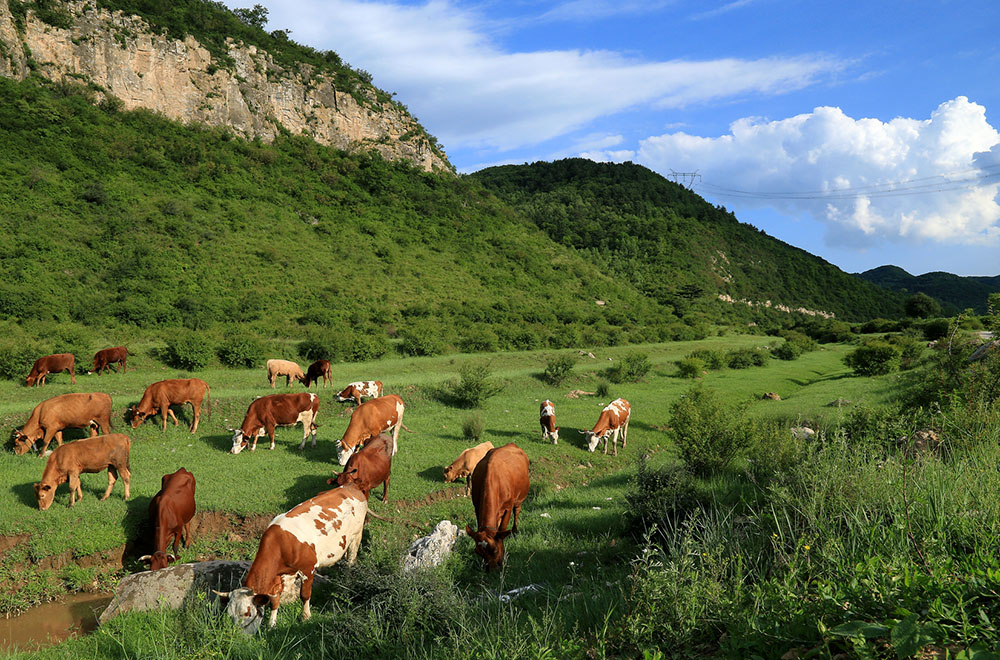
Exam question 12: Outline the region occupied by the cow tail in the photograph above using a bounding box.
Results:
[206,385,213,419]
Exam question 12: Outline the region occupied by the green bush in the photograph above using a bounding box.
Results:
[462,411,485,441]
[164,330,214,370]
[669,386,750,476]
[217,334,266,368]
[770,341,802,361]
[625,458,699,536]
[298,329,342,362]
[542,354,577,386]
[843,341,901,376]
[398,321,446,357]
[726,347,769,369]
[608,352,651,383]
[675,357,704,378]
[686,349,725,370]
[744,418,809,484]
[0,340,42,381]
[344,332,389,362]
[458,327,499,353]
[436,363,504,408]
[921,318,951,341]
[595,380,611,399]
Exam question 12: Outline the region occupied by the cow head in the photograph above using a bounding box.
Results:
[230,429,262,454]
[547,428,560,444]
[336,442,356,466]
[335,387,353,403]
[139,552,177,571]
[581,430,604,452]
[465,525,511,571]
[129,405,151,429]
[25,374,37,387]
[442,465,457,483]
[34,482,55,510]
[213,587,269,635]
[12,430,36,456]
[334,464,360,489]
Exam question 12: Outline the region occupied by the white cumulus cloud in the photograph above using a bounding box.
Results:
[626,97,1000,245]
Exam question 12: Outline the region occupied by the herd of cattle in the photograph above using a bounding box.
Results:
[11,350,633,631]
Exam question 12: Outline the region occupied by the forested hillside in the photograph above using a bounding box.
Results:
[472,159,906,322]
[859,265,1000,314]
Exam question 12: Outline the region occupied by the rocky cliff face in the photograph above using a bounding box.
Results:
[0,0,450,172]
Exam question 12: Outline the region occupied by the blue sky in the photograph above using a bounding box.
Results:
[225,0,1000,276]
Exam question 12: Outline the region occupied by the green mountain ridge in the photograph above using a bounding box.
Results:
[858,265,1000,314]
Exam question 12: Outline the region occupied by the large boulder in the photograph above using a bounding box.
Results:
[98,560,312,625]
[402,520,459,572]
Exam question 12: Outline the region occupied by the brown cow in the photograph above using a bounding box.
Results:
[302,360,332,389]
[130,379,211,433]
[540,399,559,444]
[139,468,196,570]
[335,380,383,406]
[582,398,631,456]
[213,484,367,633]
[443,440,494,496]
[13,392,113,456]
[328,433,393,503]
[336,394,405,466]
[25,353,76,387]
[464,443,530,570]
[266,359,305,388]
[231,393,320,454]
[34,433,131,510]
[92,346,128,375]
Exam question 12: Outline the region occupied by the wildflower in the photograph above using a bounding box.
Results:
[804,545,811,551]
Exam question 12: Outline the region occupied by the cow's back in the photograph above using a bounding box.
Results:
[48,433,130,473]
[39,392,112,426]
[269,484,367,568]
[470,444,530,517]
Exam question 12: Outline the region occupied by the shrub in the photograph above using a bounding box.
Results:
[462,411,485,441]
[687,349,725,370]
[0,340,42,381]
[770,341,802,361]
[625,458,699,536]
[436,363,504,408]
[549,325,580,348]
[921,318,951,341]
[164,331,214,370]
[726,347,769,369]
[458,327,499,353]
[543,354,577,386]
[217,334,265,368]
[887,334,924,370]
[398,321,446,357]
[676,357,704,378]
[344,332,389,362]
[843,341,901,376]
[298,329,342,362]
[595,380,611,399]
[744,418,809,484]
[670,386,750,476]
[608,352,651,383]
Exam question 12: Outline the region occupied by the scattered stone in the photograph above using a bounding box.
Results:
[498,584,543,602]
[566,390,594,399]
[539,513,551,518]
[897,429,942,459]
[790,426,815,440]
[401,520,459,572]
[592,507,601,510]
[826,398,852,407]
[968,340,999,363]
[595,300,606,306]
[762,392,781,401]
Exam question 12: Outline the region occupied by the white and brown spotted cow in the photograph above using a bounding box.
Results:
[335,380,383,406]
[540,399,559,444]
[337,394,405,466]
[582,398,631,456]
[213,484,367,633]
[231,393,320,454]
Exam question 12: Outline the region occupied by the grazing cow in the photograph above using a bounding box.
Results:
[328,433,393,503]
[582,398,631,456]
[92,346,128,375]
[302,360,332,389]
[231,393,320,454]
[13,392,113,456]
[540,400,559,444]
[266,359,305,388]
[335,380,383,406]
[130,379,211,433]
[336,394,405,466]
[464,443,530,570]
[139,468,196,570]
[34,433,131,510]
[213,484,367,633]
[443,441,494,496]
[25,353,76,387]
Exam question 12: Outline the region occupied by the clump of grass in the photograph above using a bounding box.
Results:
[435,362,504,408]
[542,354,577,386]
[462,411,485,441]
[595,380,611,399]
[607,352,651,383]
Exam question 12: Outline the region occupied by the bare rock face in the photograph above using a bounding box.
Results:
[402,520,459,572]
[0,0,450,172]
[98,560,314,625]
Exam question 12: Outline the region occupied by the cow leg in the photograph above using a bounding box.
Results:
[190,401,201,434]
[68,473,82,506]
[498,509,512,533]
[382,475,389,503]
[182,521,191,547]
[622,419,629,449]
[347,533,361,566]
[120,465,131,500]
[268,597,280,628]
[167,408,180,427]
[69,367,75,385]
[512,504,521,534]
[42,430,61,455]
[267,425,276,450]
[612,428,620,457]
[300,572,316,621]
[102,467,118,501]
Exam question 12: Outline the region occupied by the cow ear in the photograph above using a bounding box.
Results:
[495,530,512,541]
[39,484,52,492]
[166,554,177,564]
[33,483,41,494]
[465,525,475,538]
[252,594,270,608]
[138,554,152,563]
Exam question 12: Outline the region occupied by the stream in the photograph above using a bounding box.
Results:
[0,593,112,652]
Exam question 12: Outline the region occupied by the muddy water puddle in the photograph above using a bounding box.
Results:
[1,593,112,652]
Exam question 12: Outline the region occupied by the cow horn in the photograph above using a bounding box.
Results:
[212,589,231,598]
[166,554,177,562]
[138,554,152,562]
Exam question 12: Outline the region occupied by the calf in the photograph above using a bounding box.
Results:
[540,400,559,444]
[13,392,113,456]
[231,393,320,454]
[92,346,128,375]
[213,484,367,633]
[302,360,332,389]
[25,353,76,387]
[328,433,393,503]
[34,433,131,510]
[465,443,530,570]
[130,378,211,433]
[443,441,494,496]
[336,394,405,466]
[335,380,383,406]
[139,468,196,570]
[582,398,631,456]
[266,359,305,388]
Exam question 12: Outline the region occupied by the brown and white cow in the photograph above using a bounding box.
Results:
[139,468,196,570]
[25,353,76,387]
[13,392,113,456]
[465,443,530,570]
[266,359,305,388]
[443,440,494,496]
[336,394,405,466]
[130,379,211,433]
[213,484,367,633]
[335,380,383,406]
[582,398,631,456]
[540,400,559,444]
[302,360,332,389]
[92,346,128,375]
[231,393,320,454]
[328,432,393,503]
[34,433,131,510]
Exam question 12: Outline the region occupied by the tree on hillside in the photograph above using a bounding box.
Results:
[905,292,941,318]
[233,4,268,30]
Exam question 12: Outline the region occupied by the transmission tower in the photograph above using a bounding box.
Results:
[668,169,701,188]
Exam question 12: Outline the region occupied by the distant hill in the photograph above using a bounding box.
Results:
[858,266,1000,314]
[471,159,905,322]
